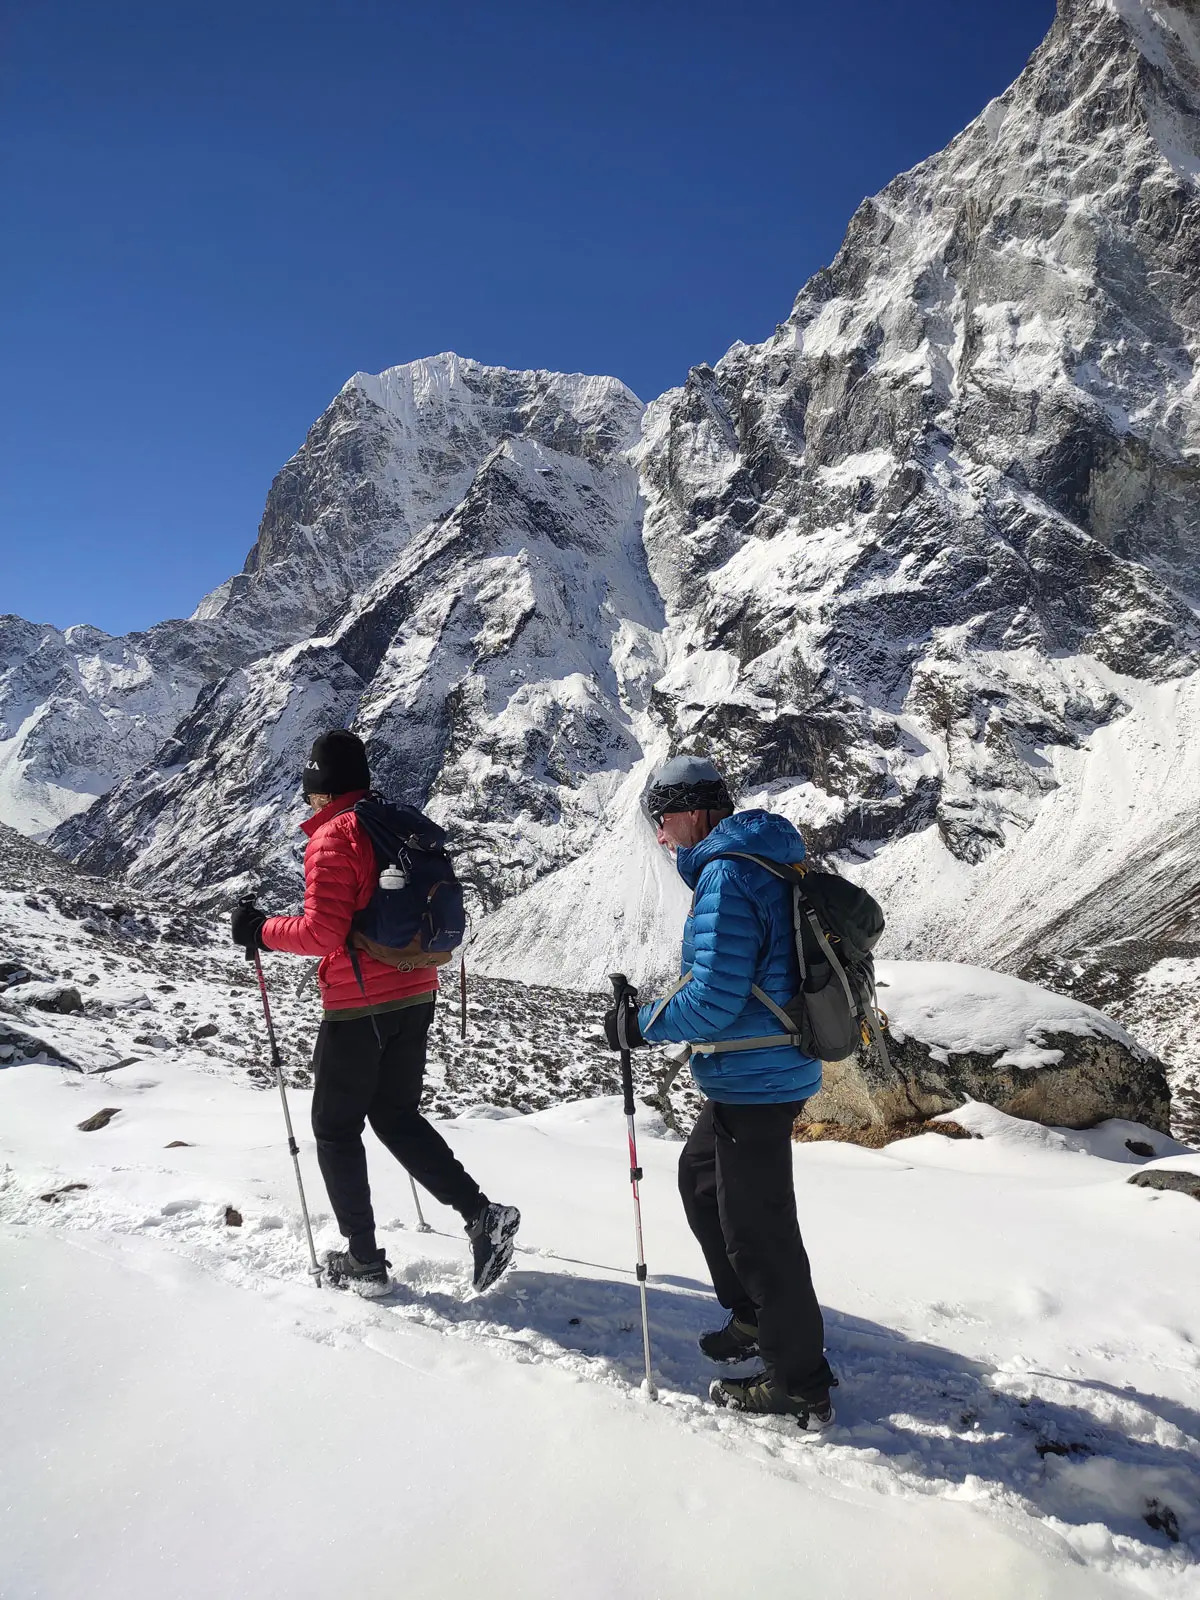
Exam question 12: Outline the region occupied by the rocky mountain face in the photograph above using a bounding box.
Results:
[637,0,1200,867]
[192,357,643,653]
[472,0,1200,1011]
[2,0,1198,1097]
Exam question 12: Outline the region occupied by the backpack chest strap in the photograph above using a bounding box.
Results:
[645,971,802,1054]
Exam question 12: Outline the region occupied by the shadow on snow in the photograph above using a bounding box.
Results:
[381,1261,1200,1559]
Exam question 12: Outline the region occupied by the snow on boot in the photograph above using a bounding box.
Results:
[699,1313,760,1363]
[467,1201,520,1292]
[709,1367,836,1431]
[324,1247,392,1298]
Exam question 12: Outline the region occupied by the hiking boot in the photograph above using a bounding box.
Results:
[466,1201,520,1292]
[324,1247,392,1298]
[709,1367,836,1431]
[699,1313,760,1364]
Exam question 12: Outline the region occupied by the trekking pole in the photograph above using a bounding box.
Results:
[409,1176,432,1233]
[242,918,322,1288]
[609,972,657,1400]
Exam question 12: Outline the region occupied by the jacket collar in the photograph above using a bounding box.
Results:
[300,789,368,839]
[674,808,807,889]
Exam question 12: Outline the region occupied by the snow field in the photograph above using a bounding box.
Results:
[3,1059,1200,1597]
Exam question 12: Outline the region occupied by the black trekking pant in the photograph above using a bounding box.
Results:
[679,1098,834,1399]
[311,1002,484,1256]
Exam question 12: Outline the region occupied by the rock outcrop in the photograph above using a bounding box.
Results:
[801,960,1172,1133]
[1128,1162,1200,1200]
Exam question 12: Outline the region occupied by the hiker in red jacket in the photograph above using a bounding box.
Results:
[231,730,519,1296]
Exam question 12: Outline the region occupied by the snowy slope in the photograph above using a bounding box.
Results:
[3,1054,1199,1598]
[5,800,1200,1593]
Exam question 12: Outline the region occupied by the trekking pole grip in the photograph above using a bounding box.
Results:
[609,972,635,1117]
[238,895,257,964]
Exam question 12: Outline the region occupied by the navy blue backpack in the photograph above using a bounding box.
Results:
[348,796,466,973]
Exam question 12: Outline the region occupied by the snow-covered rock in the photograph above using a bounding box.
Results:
[804,960,1172,1132]
[2,981,84,1015]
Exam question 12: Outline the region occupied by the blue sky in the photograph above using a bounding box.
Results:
[2,0,1056,635]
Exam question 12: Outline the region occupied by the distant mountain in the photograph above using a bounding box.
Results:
[1,0,1197,1095]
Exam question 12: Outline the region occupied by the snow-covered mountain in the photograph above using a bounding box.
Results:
[52,367,653,913]
[0,615,242,837]
[192,356,644,653]
[2,357,642,844]
[3,0,1198,1064]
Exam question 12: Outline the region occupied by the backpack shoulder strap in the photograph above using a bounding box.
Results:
[688,850,804,911]
[706,850,806,882]
[644,971,692,1030]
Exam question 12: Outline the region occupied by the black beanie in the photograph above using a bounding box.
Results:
[302,730,370,799]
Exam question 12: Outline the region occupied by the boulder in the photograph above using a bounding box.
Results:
[4,981,84,1015]
[0,1020,82,1070]
[801,961,1170,1135]
[1128,1160,1200,1201]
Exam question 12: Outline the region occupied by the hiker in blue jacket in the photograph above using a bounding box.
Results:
[604,755,837,1428]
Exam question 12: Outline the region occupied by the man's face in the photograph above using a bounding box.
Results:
[655,809,712,851]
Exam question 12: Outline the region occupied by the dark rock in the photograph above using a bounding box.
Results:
[39,1182,88,1203]
[1128,1169,1200,1200]
[224,1206,243,1227]
[15,984,85,1015]
[191,1022,220,1040]
[0,1021,81,1070]
[794,1117,979,1149]
[1144,1499,1180,1543]
[77,1108,121,1132]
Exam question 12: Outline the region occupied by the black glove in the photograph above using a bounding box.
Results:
[604,985,645,1051]
[230,901,268,953]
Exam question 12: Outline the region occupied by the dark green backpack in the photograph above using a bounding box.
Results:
[698,855,889,1066]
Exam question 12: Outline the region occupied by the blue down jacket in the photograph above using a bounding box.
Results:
[638,810,822,1105]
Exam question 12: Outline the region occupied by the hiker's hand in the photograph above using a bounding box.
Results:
[604,986,644,1051]
[231,901,268,952]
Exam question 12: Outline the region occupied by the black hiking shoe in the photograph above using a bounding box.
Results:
[466,1201,520,1292]
[699,1313,760,1363]
[709,1367,836,1431]
[324,1247,392,1298]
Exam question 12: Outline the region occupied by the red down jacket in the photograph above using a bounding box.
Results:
[261,791,439,1014]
